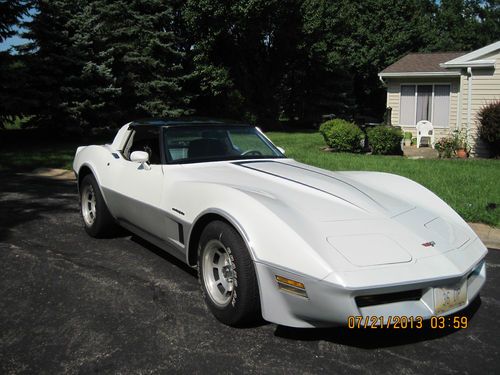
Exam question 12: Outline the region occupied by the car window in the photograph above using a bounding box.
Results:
[163,125,283,163]
[124,127,161,164]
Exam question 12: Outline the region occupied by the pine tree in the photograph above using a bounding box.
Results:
[18,0,192,129]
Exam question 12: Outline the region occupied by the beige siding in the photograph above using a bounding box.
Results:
[385,77,460,140]
[459,51,500,156]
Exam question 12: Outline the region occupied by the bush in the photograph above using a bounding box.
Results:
[478,101,500,156]
[367,126,403,155]
[435,136,457,158]
[319,119,364,152]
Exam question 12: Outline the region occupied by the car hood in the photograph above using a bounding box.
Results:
[180,159,474,268]
[185,159,414,220]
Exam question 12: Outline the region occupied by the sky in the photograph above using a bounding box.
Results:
[0,11,34,53]
[0,33,28,52]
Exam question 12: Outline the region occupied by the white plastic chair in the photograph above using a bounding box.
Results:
[416,120,434,148]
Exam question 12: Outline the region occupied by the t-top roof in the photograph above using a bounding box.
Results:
[130,118,251,127]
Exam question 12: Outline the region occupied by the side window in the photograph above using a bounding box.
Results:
[124,127,161,164]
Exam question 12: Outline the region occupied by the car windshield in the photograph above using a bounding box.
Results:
[163,125,284,163]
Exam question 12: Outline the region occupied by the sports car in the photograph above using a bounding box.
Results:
[73,119,487,328]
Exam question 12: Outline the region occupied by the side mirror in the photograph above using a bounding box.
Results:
[277,146,285,155]
[130,150,149,163]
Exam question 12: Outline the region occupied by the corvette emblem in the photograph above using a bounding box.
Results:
[422,241,436,247]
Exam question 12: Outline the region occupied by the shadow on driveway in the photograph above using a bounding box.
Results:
[0,173,77,242]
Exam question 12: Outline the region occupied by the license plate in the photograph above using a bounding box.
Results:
[434,281,467,314]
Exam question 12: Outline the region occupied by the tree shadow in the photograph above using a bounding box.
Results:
[0,173,78,241]
[274,296,481,348]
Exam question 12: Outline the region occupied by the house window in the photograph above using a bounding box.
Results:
[399,84,450,128]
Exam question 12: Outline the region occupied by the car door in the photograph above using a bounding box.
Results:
[110,126,172,241]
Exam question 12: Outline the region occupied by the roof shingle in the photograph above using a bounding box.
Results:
[380,52,467,74]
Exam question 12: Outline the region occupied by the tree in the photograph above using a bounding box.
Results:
[0,0,29,42]
[184,0,308,127]
[84,0,191,125]
[431,0,500,51]
[0,0,30,128]
[335,0,437,120]
[17,0,192,129]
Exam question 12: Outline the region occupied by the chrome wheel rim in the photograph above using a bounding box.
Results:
[202,239,235,307]
[81,184,96,227]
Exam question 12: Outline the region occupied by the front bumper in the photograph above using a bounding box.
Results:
[254,238,487,328]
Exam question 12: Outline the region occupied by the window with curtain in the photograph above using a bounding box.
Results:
[416,85,432,122]
[398,84,450,127]
[432,85,451,127]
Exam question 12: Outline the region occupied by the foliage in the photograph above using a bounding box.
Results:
[435,136,457,158]
[478,101,500,156]
[14,0,192,129]
[367,126,403,155]
[434,129,469,158]
[404,131,412,140]
[0,0,29,42]
[319,119,364,152]
[1,0,500,129]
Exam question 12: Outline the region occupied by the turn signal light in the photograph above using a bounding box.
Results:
[275,275,305,289]
[275,275,308,298]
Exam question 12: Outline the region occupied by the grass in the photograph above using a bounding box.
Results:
[268,131,500,226]
[0,129,498,226]
[0,143,76,172]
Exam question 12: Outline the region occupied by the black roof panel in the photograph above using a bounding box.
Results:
[130,117,251,127]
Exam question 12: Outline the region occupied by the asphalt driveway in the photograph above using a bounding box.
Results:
[0,173,499,374]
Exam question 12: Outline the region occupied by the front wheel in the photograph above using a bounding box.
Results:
[198,221,261,326]
[80,174,117,238]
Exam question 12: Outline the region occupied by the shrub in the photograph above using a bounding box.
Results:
[319,119,364,152]
[478,101,500,156]
[435,136,457,158]
[435,130,470,158]
[404,131,412,140]
[367,126,403,155]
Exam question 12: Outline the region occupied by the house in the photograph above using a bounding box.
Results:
[379,41,500,156]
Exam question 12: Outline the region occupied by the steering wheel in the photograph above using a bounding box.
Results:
[241,149,263,156]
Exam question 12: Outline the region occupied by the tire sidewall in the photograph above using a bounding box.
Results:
[80,174,107,237]
[198,221,260,326]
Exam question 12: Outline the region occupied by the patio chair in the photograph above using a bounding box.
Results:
[416,120,434,148]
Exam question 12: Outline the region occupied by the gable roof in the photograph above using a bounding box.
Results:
[440,40,499,68]
[379,41,500,78]
[379,52,466,77]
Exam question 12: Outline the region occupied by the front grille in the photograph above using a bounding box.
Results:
[355,289,422,308]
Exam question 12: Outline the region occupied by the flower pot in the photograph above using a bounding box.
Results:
[404,139,411,147]
[456,148,468,159]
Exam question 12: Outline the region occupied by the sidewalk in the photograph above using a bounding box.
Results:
[468,223,500,250]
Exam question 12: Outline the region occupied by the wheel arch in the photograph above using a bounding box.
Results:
[77,164,94,190]
[76,163,111,209]
[186,210,253,267]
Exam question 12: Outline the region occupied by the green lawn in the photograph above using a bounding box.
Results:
[268,131,500,226]
[0,142,76,172]
[0,130,498,226]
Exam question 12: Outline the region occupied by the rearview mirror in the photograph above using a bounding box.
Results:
[277,146,285,155]
[130,151,149,163]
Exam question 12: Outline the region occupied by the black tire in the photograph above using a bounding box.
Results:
[80,174,117,238]
[198,220,261,326]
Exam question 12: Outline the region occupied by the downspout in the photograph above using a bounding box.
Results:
[379,75,391,125]
[466,67,473,147]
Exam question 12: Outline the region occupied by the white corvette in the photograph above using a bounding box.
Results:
[73,119,487,328]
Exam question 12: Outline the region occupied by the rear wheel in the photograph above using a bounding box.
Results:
[198,220,261,326]
[80,174,117,237]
